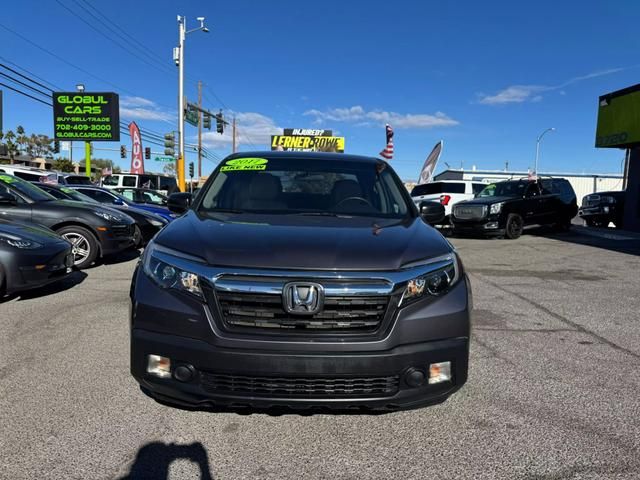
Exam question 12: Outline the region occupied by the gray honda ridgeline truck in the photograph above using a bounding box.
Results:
[130,152,471,410]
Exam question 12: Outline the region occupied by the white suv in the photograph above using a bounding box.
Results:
[410,180,488,223]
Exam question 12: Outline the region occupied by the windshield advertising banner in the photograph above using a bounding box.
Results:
[271,129,344,152]
[53,92,120,141]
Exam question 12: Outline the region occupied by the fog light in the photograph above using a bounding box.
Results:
[147,354,171,378]
[429,361,452,384]
[603,206,610,213]
[484,222,498,229]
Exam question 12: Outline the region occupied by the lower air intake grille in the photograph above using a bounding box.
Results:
[201,372,400,398]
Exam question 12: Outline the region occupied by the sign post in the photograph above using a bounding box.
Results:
[85,142,91,178]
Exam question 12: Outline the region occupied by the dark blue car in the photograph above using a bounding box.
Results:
[70,186,176,222]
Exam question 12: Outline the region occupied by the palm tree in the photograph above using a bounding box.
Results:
[4,130,17,162]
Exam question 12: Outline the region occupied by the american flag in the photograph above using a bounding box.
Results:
[379,124,394,160]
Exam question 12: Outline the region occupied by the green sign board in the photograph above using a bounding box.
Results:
[185,108,199,127]
[154,155,175,162]
[53,92,120,141]
[596,83,640,148]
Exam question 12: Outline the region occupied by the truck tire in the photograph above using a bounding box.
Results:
[505,214,523,239]
[56,225,99,269]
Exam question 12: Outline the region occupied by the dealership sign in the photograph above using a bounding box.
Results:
[271,128,344,152]
[53,92,120,141]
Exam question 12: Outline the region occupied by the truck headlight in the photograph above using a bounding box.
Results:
[489,202,504,215]
[0,234,43,249]
[148,218,166,227]
[401,253,461,306]
[142,243,202,297]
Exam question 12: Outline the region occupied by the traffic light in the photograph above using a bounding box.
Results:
[188,162,194,178]
[120,145,127,158]
[144,147,151,160]
[164,133,175,156]
[53,140,60,153]
[216,111,224,134]
[203,113,211,130]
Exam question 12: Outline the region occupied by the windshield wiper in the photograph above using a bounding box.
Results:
[204,208,245,214]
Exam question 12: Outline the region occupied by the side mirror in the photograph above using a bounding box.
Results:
[419,201,445,225]
[0,191,18,206]
[168,192,193,214]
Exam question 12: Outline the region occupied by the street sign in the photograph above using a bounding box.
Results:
[154,155,175,162]
[185,108,198,127]
[53,92,120,141]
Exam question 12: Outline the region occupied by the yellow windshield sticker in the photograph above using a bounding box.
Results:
[220,158,268,172]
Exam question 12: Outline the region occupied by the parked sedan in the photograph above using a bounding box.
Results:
[0,174,135,268]
[0,219,74,296]
[70,186,176,223]
[35,183,168,247]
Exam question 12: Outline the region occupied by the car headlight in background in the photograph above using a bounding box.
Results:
[489,202,504,215]
[142,243,202,297]
[401,253,461,306]
[93,210,126,223]
[148,218,167,227]
[0,234,43,249]
[602,196,616,204]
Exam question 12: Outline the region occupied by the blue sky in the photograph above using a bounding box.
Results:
[1,0,639,180]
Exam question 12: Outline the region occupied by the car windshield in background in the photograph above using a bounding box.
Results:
[478,181,527,198]
[411,182,465,196]
[60,187,99,204]
[198,157,411,219]
[0,175,56,202]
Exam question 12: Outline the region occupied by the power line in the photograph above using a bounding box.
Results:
[0,81,52,107]
[0,55,63,91]
[0,62,55,93]
[55,0,176,77]
[77,0,169,68]
[0,22,174,109]
[0,70,52,98]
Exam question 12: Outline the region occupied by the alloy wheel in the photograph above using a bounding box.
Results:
[61,232,91,266]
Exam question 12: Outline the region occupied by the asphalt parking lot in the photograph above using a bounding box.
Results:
[1,227,639,480]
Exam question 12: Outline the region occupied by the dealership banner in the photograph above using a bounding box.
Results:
[283,129,333,137]
[418,140,443,184]
[53,92,120,141]
[128,122,144,174]
[271,134,345,152]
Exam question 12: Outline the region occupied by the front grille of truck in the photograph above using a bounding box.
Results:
[453,204,487,220]
[583,195,600,207]
[214,291,389,332]
[200,372,400,398]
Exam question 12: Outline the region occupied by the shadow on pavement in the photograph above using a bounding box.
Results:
[101,247,141,265]
[1,270,88,303]
[119,442,214,480]
[532,225,640,256]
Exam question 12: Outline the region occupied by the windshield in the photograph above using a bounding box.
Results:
[411,182,465,196]
[60,187,100,204]
[198,157,411,219]
[0,175,57,202]
[477,181,527,198]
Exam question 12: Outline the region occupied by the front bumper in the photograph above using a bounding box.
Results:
[578,206,614,218]
[451,218,504,236]
[2,244,73,294]
[131,329,469,410]
[97,224,135,255]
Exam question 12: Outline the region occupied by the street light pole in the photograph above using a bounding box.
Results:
[535,127,555,175]
[175,15,208,192]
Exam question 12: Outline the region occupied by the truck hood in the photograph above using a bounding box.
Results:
[456,196,518,206]
[154,211,452,271]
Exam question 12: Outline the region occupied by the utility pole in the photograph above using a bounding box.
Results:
[232,116,237,153]
[175,15,208,192]
[197,80,202,178]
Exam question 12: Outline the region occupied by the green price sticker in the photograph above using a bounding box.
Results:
[220,158,268,172]
[0,174,17,183]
